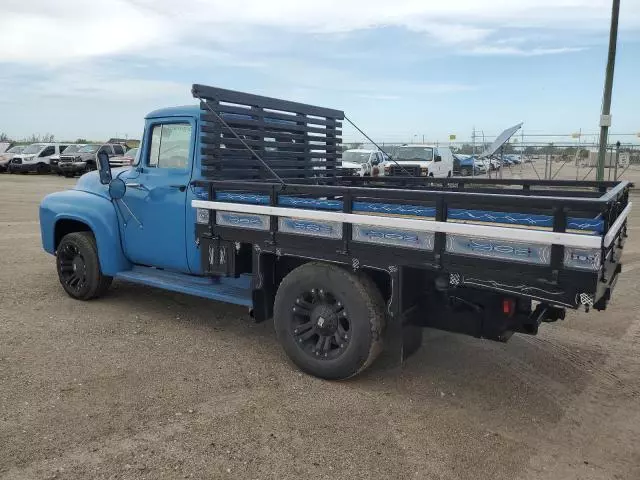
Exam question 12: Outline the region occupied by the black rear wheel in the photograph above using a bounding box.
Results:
[56,232,112,300]
[274,263,385,380]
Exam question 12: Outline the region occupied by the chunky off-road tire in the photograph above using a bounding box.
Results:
[56,232,112,300]
[461,167,471,176]
[274,262,385,380]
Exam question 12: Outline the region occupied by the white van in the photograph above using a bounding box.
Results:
[381,144,454,178]
[8,143,68,174]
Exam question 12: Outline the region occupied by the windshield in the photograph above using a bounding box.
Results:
[78,144,100,153]
[63,145,83,154]
[22,144,45,154]
[395,147,433,162]
[125,147,139,158]
[342,151,371,164]
[7,146,25,154]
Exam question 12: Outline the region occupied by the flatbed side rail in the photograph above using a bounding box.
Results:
[192,178,630,310]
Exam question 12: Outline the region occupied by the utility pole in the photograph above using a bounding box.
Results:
[596,0,620,181]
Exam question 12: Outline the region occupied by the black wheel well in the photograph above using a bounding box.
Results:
[54,219,92,250]
[274,255,391,304]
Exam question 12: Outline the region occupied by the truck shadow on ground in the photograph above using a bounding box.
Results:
[102,280,609,426]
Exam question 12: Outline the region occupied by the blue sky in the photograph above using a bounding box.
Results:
[0,0,639,143]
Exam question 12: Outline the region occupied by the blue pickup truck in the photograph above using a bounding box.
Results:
[39,85,631,379]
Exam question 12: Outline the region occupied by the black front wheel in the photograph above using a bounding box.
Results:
[274,263,385,380]
[56,232,112,300]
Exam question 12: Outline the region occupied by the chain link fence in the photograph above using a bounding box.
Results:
[343,135,640,183]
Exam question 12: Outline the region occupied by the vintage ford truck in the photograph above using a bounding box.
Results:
[39,85,631,379]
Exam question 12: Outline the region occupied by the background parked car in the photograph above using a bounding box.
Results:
[57,143,125,177]
[454,154,487,176]
[8,143,68,174]
[339,149,386,176]
[50,144,85,175]
[109,147,137,168]
[0,145,25,172]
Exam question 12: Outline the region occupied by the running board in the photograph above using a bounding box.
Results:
[115,266,253,307]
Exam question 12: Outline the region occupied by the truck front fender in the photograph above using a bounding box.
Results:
[39,190,131,275]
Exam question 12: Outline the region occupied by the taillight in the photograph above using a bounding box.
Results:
[503,298,516,316]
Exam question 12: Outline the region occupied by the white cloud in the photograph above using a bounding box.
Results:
[468,46,586,56]
[1,0,638,64]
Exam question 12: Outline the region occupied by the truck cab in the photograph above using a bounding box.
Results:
[40,106,203,278]
[381,144,453,178]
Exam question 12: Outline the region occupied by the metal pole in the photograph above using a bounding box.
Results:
[614,141,621,180]
[596,0,620,181]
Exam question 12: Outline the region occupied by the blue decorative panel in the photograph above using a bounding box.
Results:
[216,212,269,230]
[193,186,209,200]
[278,217,342,238]
[353,202,435,217]
[445,235,550,265]
[564,247,601,271]
[567,218,604,234]
[279,196,343,210]
[216,192,270,205]
[448,208,603,234]
[352,225,434,250]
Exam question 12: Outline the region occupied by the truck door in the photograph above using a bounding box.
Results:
[118,118,195,272]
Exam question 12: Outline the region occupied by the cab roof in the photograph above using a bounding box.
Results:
[145,105,200,119]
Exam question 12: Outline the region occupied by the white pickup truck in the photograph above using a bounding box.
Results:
[339,148,387,176]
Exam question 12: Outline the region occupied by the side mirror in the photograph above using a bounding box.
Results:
[434,155,442,162]
[97,151,112,185]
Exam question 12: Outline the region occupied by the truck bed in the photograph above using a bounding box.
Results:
[193,176,631,311]
[190,84,631,311]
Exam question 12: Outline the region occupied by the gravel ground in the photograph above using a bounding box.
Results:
[1,174,639,480]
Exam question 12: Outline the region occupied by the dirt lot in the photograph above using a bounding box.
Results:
[1,174,639,480]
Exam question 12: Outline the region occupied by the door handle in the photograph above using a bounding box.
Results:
[170,184,187,192]
[125,182,143,189]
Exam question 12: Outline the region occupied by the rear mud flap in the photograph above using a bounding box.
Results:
[375,317,423,370]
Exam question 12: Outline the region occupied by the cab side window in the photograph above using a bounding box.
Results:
[148,123,192,169]
[40,146,55,157]
[113,145,125,155]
